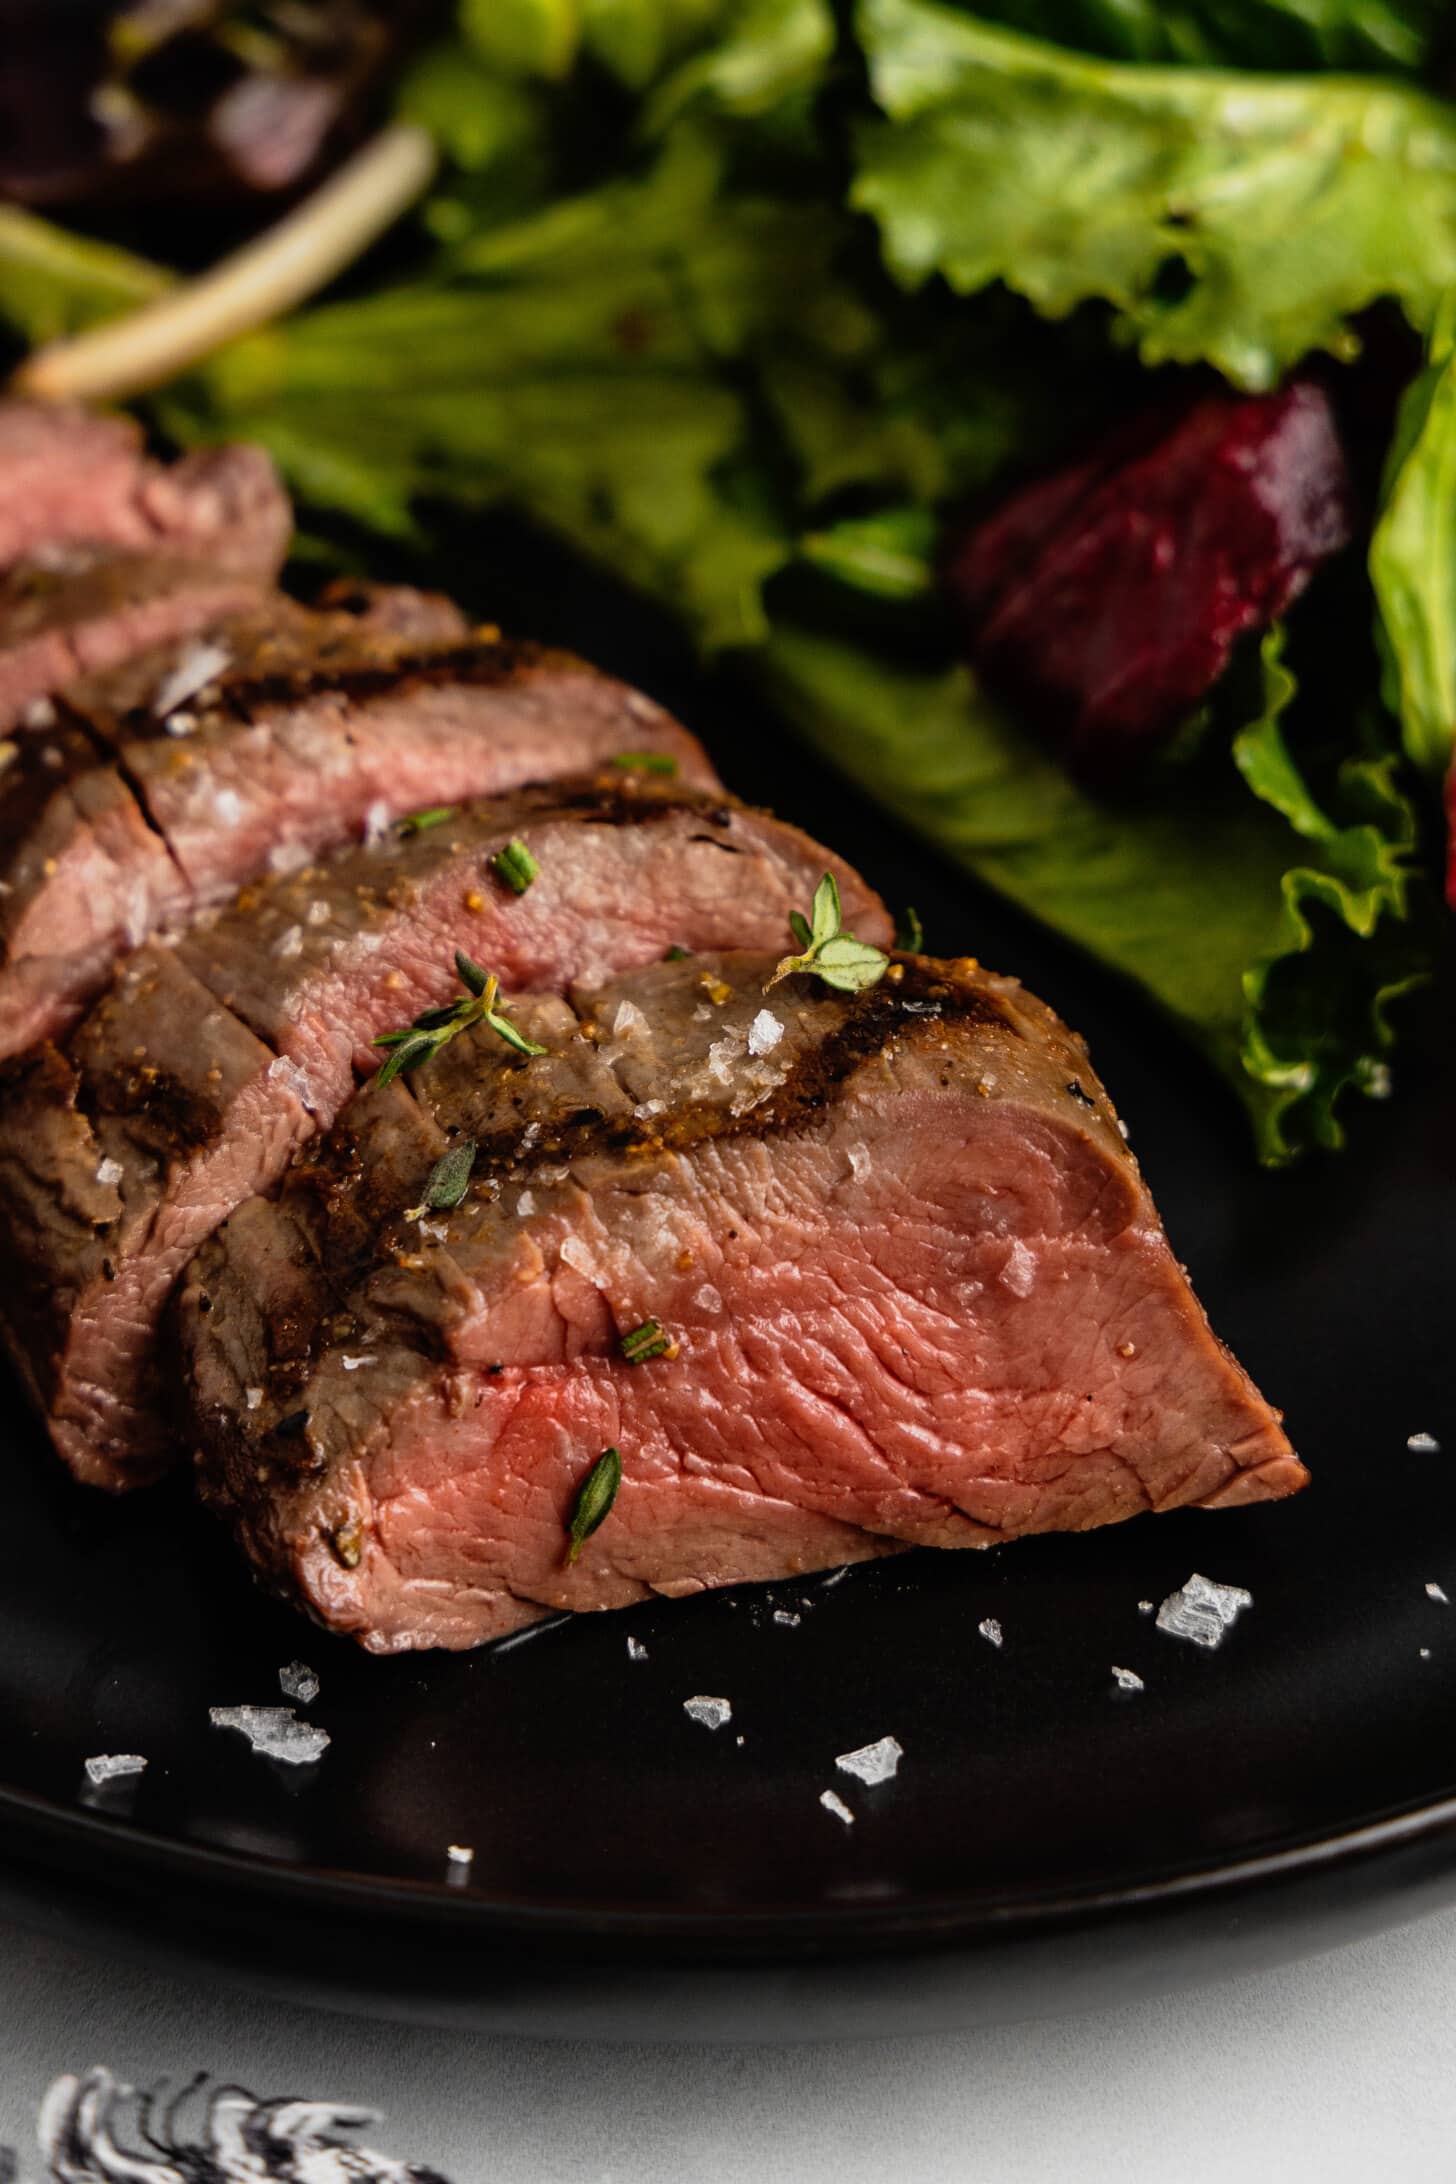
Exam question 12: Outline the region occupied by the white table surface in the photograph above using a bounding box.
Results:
[2,1901,1454,2180]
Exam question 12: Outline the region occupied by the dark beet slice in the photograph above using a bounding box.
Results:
[943,382,1353,779]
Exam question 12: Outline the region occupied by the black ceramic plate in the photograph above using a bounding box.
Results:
[1,532,1453,2040]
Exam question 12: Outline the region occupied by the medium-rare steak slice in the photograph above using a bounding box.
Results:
[0,554,278,733]
[0,787,886,1488]
[180,954,1304,1655]
[0,401,291,576]
[0,624,707,1058]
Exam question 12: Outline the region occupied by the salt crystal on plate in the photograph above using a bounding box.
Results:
[626,1637,648,1662]
[84,1753,146,1785]
[244,1386,262,1410]
[341,1354,374,1371]
[1137,1600,1155,1615]
[1156,1572,1252,1650]
[516,1190,536,1217]
[447,1843,474,1866]
[306,899,331,927]
[273,923,304,960]
[1000,1239,1036,1297]
[163,710,196,738]
[22,695,56,730]
[278,1661,320,1705]
[820,1789,855,1826]
[362,800,391,846]
[773,1610,801,1628]
[747,1009,783,1058]
[1427,1582,1449,1604]
[267,840,311,877]
[213,788,246,829]
[845,1141,872,1184]
[560,1236,595,1277]
[683,1696,732,1731]
[835,1735,902,1786]
[695,1284,723,1316]
[266,1055,316,1110]
[1409,1432,1442,1455]
[1111,1666,1144,1693]
[613,1000,648,1038]
[209,1705,330,1765]
[978,1617,1003,1648]
[95,1156,124,1188]
[1421,1648,1433,1660]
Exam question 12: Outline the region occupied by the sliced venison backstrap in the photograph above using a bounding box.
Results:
[180,953,1305,1655]
[0,785,887,1488]
[0,624,712,1059]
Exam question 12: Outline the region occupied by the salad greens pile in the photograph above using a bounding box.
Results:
[4,0,1455,1161]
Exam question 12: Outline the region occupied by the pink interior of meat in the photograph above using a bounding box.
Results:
[303,1084,1301,1652]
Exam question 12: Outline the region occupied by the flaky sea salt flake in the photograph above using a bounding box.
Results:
[1000,1240,1036,1297]
[978,1617,1003,1648]
[1427,1582,1449,1605]
[747,1008,783,1058]
[820,1789,855,1827]
[84,1753,146,1785]
[95,1156,123,1188]
[209,1705,330,1765]
[773,1610,801,1628]
[152,639,230,718]
[1408,1432,1442,1455]
[683,1695,732,1731]
[835,1735,902,1786]
[1111,1666,1144,1693]
[626,1636,648,1662]
[278,1661,320,1705]
[1156,1572,1252,1650]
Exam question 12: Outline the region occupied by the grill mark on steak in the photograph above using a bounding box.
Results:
[0,617,716,1058]
[178,952,1302,1655]
[0,788,888,1488]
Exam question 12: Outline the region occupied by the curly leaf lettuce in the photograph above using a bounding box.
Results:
[1370,294,1456,776]
[757,625,1420,1159]
[957,0,1443,72]
[851,0,1456,389]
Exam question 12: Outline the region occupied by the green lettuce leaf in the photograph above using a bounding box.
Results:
[756,623,1421,1159]
[1370,292,1456,775]
[948,0,1443,73]
[0,205,169,350]
[851,0,1456,388]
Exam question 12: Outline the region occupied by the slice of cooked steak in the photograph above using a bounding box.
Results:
[0,625,709,1057]
[180,953,1304,1655]
[0,554,278,733]
[0,401,291,575]
[0,787,886,1488]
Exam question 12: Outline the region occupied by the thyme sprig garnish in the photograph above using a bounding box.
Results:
[490,836,539,894]
[566,1446,622,1565]
[621,1318,675,1364]
[406,1138,477,1221]
[373,952,546,1087]
[766,873,889,996]
[612,751,678,776]
[397,805,456,836]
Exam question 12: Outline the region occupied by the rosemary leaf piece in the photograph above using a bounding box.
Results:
[612,751,678,775]
[490,837,540,894]
[566,1446,622,1565]
[407,1138,477,1221]
[620,1317,675,1364]
[397,806,456,836]
[766,872,889,995]
[373,960,546,1084]
[896,905,923,953]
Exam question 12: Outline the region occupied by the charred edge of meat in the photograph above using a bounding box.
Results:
[238,958,1024,1390]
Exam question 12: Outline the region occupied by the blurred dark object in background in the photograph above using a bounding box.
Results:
[0,1,442,222]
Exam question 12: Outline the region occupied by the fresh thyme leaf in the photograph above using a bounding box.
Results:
[612,751,679,775]
[373,961,546,1082]
[397,806,457,836]
[766,871,890,993]
[490,836,541,894]
[454,950,489,996]
[620,1317,675,1363]
[896,904,923,952]
[566,1445,622,1564]
[408,1139,477,1220]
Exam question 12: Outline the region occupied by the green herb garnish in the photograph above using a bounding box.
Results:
[664,945,690,962]
[895,905,923,953]
[373,952,546,1086]
[766,873,890,996]
[397,806,457,837]
[490,836,540,894]
[566,1446,622,1565]
[620,1318,674,1364]
[612,751,678,776]
[407,1138,477,1221]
